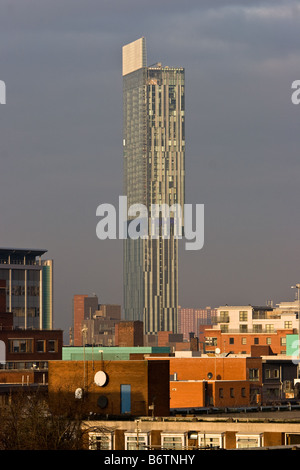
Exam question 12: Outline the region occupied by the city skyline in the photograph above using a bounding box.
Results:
[0,1,299,339]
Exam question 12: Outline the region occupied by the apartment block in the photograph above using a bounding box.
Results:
[204,305,298,355]
[84,415,300,450]
[178,306,217,341]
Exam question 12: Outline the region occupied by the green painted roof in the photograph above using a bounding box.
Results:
[62,346,170,361]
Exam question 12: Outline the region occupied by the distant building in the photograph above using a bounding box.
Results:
[204,305,298,355]
[73,294,121,346]
[122,37,185,334]
[115,321,144,347]
[0,248,53,329]
[178,306,217,341]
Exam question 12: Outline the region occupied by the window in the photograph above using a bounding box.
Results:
[254,337,259,345]
[240,325,248,333]
[220,325,228,333]
[281,337,286,346]
[8,339,33,353]
[266,337,271,345]
[284,321,292,329]
[265,324,274,333]
[229,338,234,345]
[205,337,217,346]
[249,368,259,381]
[236,434,263,449]
[125,433,149,450]
[239,311,248,321]
[253,325,262,333]
[220,311,229,322]
[230,388,234,398]
[265,369,271,379]
[273,369,280,379]
[241,388,246,397]
[161,433,185,450]
[36,340,45,353]
[241,337,247,345]
[89,432,112,450]
[198,434,224,449]
[219,388,224,398]
[48,340,57,353]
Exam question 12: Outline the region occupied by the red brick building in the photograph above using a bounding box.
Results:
[115,321,143,347]
[0,311,63,390]
[48,359,170,417]
[148,356,263,408]
[170,379,251,409]
[204,327,294,355]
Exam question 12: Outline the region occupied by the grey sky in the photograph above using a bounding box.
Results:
[0,0,299,340]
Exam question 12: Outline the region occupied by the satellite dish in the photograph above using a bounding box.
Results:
[207,372,213,379]
[75,388,83,399]
[94,371,108,387]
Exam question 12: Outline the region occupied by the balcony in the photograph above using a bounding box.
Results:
[207,327,297,334]
[215,316,230,323]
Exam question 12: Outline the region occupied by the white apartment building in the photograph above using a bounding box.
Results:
[211,305,298,334]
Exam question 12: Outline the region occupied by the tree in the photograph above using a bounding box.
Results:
[0,388,112,450]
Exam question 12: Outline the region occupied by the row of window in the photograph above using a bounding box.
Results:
[88,431,267,450]
[220,311,294,328]
[0,361,48,370]
[8,339,58,354]
[228,336,286,345]
[206,336,286,346]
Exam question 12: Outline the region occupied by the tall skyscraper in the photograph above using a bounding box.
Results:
[122,37,185,334]
[0,248,53,329]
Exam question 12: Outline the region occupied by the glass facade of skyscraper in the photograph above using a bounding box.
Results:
[123,38,185,334]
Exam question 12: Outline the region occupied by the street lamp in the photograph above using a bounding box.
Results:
[82,326,88,391]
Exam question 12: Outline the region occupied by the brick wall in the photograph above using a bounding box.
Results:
[48,359,169,417]
[116,321,144,347]
[204,328,294,355]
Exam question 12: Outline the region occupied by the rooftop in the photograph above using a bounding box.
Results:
[0,248,47,258]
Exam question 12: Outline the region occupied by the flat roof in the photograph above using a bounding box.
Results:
[0,248,48,257]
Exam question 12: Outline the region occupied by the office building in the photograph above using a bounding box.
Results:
[0,248,53,330]
[122,37,185,334]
